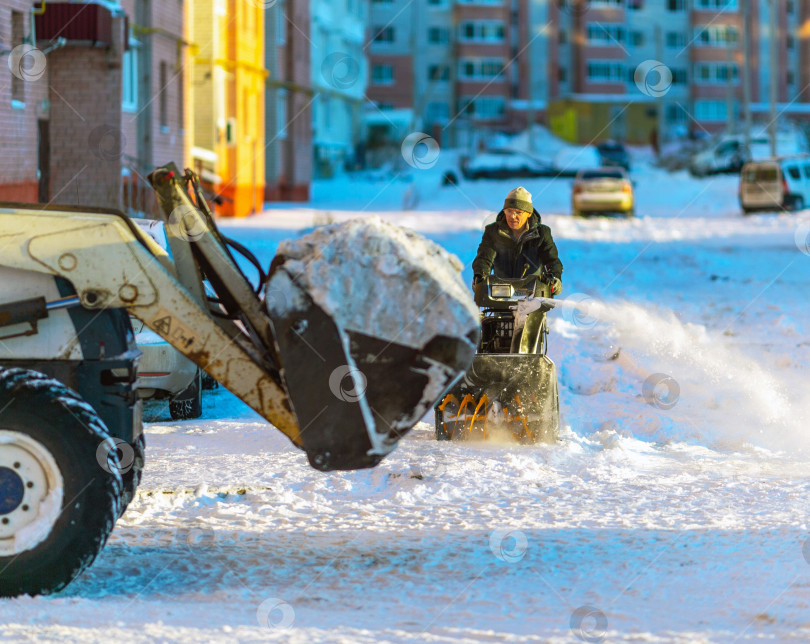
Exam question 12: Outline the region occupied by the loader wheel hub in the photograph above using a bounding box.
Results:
[0,467,25,515]
[0,431,64,555]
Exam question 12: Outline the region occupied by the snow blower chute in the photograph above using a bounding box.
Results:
[435,275,560,443]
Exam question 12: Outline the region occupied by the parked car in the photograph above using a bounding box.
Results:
[690,131,808,178]
[130,218,204,420]
[689,136,750,177]
[132,318,203,420]
[463,150,553,180]
[553,145,603,178]
[739,156,810,214]
[597,141,631,171]
[571,167,635,217]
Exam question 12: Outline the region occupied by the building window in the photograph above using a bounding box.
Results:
[122,36,139,112]
[428,27,449,43]
[628,0,644,8]
[276,90,288,139]
[459,20,506,43]
[587,61,625,83]
[587,23,625,45]
[159,61,169,130]
[695,0,738,9]
[695,62,738,84]
[559,29,567,44]
[10,11,25,105]
[666,31,686,48]
[630,31,644,46]
[428,64,450,81]
[695,100,727,122]
[559,67,568,82]
[372,64,395,85]
[667,0,686,10]
[460,96,505,119]
[426,102,450,123]
[373,26,395,43]
[666,104,688,124]
[695,25,738,46]
[458,58,505,81]
[671,68,688,84]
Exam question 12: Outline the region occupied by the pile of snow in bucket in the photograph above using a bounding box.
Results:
[270,217,479,349]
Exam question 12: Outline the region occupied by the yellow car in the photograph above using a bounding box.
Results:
[571,167,635,217]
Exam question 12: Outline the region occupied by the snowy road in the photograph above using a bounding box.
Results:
[2,166,810,642]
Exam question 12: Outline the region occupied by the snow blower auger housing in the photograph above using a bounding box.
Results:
[0,163,477,597]
[435,275,560,443]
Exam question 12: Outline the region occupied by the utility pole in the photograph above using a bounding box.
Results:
[655,24,664,153]
[768,0,778,157]
[725,42,734,134]
[526,39,534,151]
[742,0,752,150]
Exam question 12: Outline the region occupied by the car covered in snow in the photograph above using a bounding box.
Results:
[463,150,553,180]
[739,156,810,214]
[571,167,635,217]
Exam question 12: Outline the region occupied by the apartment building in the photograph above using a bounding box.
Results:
[369,0,810,147]
[0,0,127,207]
[188,0,265,217]
[119,0,188,215]
[367,0,541,148]
[311,0,368,178]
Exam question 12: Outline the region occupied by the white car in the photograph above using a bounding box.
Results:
[739,156,810,214]
[463,150,553,180]
[131,318,202,420]
[571,167,635,217]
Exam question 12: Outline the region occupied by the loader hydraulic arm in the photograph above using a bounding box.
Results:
[0,197,302,446]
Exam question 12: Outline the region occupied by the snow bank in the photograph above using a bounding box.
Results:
[271,217,479,350]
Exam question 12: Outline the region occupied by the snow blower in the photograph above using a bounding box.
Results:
[434,275,560,443]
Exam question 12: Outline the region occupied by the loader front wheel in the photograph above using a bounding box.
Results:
[119,433,145,516]
[0,368,123,597]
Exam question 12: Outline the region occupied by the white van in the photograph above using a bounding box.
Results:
[739,156,810,214]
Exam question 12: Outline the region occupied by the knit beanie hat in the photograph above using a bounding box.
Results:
[503,186,533,213]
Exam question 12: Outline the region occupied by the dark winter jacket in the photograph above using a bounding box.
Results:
[472,210,563,281]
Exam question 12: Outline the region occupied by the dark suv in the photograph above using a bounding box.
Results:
[597,141,631,171]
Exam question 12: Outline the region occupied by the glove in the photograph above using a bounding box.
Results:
[472,274,484,289]
[550,277,562,295]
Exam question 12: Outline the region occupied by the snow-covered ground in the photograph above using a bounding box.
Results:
[3,152,810,642]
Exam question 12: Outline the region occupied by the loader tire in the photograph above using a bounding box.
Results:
[169,370,202,420]
[0,368,123,597]
[119,434,145,516]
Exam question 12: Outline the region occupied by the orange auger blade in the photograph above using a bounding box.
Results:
[439,392,531,442]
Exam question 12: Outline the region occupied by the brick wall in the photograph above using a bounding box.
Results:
[48,36,124,209]
[0,0,49,202]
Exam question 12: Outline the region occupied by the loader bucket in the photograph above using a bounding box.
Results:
[265,222,479,471]
[434,354,559,444]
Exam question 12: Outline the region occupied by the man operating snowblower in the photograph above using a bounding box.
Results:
[472,186,563,292]
[434,186,563,444]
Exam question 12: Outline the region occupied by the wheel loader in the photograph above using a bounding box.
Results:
[0,164,478,597]
[435,275,560,443]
